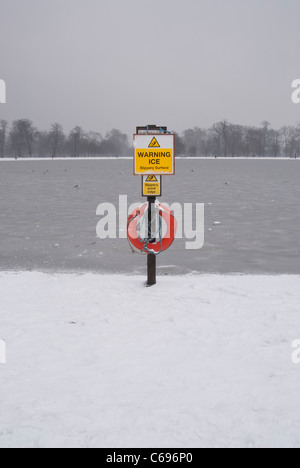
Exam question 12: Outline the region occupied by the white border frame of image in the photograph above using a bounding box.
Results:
[0,339,6,364]
[133,133,175,176]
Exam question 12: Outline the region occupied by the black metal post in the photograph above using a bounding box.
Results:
[147,196,156,286]
[136,124,168,287]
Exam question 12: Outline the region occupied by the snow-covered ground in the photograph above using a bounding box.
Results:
[0,272,299,448]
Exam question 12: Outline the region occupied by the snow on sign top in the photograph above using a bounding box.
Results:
[134,134,175,175]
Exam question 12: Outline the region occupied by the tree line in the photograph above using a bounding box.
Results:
[0,119,300,158]
[176,121,300,158]
[0,120,129,158]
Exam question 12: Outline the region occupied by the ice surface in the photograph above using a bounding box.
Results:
[0,158,299,274]
[0,272,299,448]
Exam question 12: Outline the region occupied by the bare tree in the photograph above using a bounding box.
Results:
[100,129,129,156]
[182,128,208,156]
[244,127,262,157]
[70,126,83,157]
[261,121,271,157]
[173,132,185,155]
[227,124,243,157]
[21,119,38,156]
[36,131,50,157]
[0,120,8,158]
[9,119,38,157]
[85,131,102,157]
[9,121,25,158]
[280,126,298,158]
[268,129,281,157]
[49,123,65,157]
[213,120,230,157]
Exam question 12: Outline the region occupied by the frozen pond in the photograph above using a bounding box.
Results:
[0,158,299,275]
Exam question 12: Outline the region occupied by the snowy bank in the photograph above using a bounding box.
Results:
[0,272,299,448]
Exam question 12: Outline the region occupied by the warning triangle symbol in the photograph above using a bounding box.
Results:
[149,137,160,148]
[146,175,158,182]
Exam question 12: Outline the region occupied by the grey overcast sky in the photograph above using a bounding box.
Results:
[1,0,300,136]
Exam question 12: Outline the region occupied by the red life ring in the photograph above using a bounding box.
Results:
[127,202,177,255]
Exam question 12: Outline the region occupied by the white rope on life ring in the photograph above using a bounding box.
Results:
[127,201,177,255]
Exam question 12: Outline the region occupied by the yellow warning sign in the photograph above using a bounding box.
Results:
[146,175,158,182]
[134,134,175,175]
[136,149,173,174]
[149,137,160,148]
[142,175,161,197]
